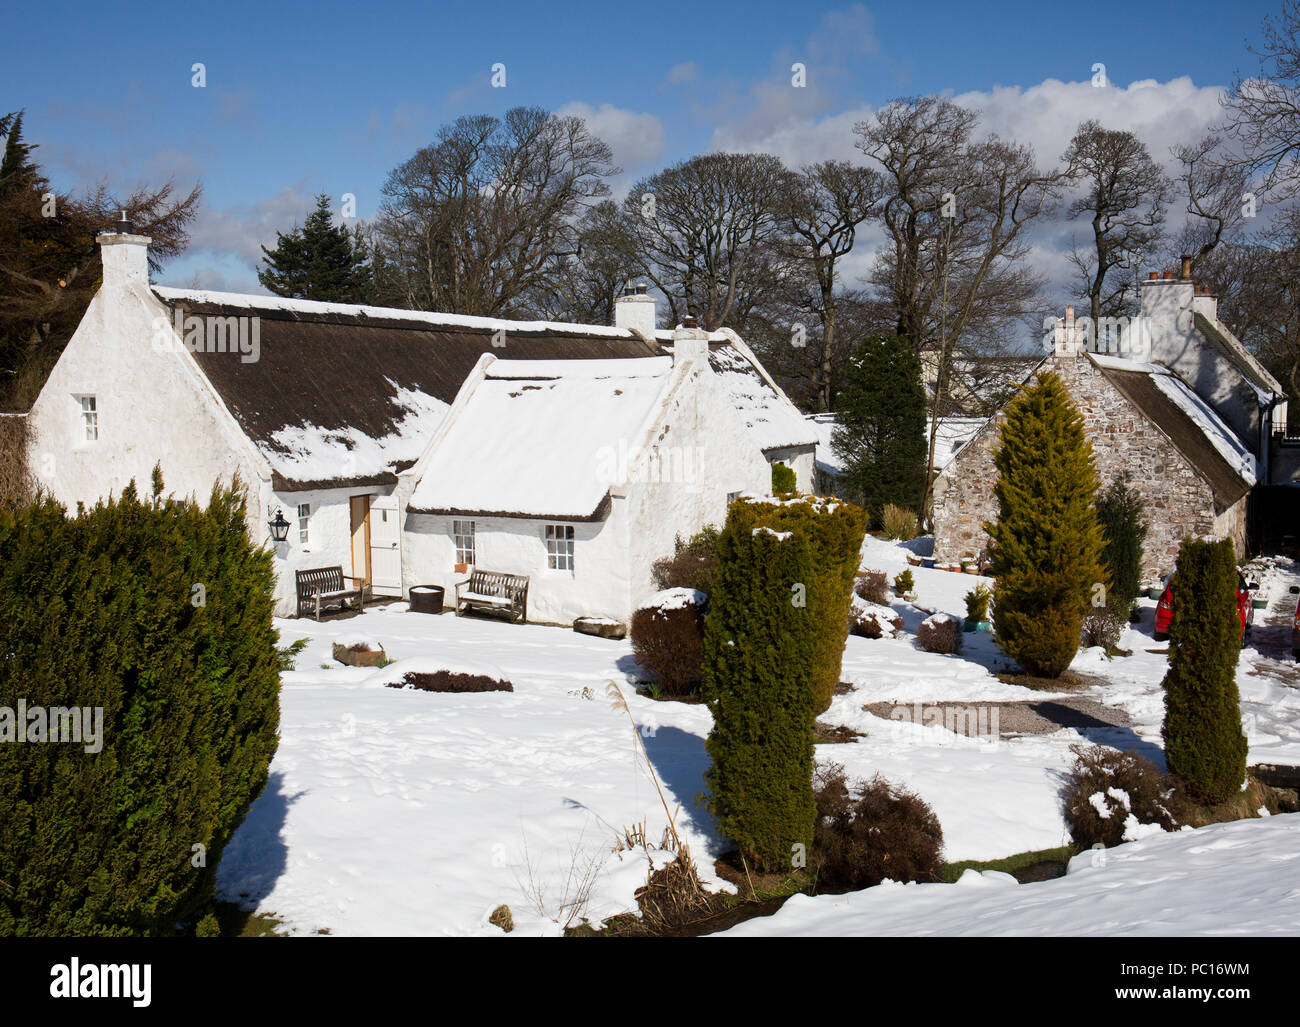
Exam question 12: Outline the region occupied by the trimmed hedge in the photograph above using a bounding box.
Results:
[741,496,868,714]
[631,590,708,696]
[771,462,797,494]
[702,502,820,872]
[1161,537,1248,804]
[0,476,281,935]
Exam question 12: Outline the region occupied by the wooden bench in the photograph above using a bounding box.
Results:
[296,566,369,620]
[455,570,529,623]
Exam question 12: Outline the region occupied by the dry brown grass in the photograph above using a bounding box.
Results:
[0,415,34,510]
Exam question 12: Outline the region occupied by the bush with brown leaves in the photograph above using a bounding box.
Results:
[918,613,961,654]
[632,590,707,696]
[393,670,513,693]
[853,570,889,605]
[1063,744,1186,849]
[813,763,944,891]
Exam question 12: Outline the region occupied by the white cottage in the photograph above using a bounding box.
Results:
[24,225,812,621]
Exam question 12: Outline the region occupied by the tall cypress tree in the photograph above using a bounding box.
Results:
[1161,537,1247,804]
[831,334,927,522]
[703,499,818,872]
[1096,473,1147,616]
[258,194,372,303]
[986,371,1107,678]
[0,111,38,200]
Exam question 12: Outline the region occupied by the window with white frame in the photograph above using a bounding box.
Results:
[452,519,476,565]
[545,523,575,571]
[297,503,311,545]
[77,395,98,442]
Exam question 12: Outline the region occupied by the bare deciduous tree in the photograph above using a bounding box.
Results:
[1062,120,1172,323]
[372,107,616,317]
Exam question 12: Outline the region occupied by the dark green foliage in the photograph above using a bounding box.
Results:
[1161,538,1248,804]
[651,525,719,595]
[986,372,1108,678]
[745,496,868,714]
[1063,744,1186,849]
[1096,474,1147,614]
[0,476,281,935]
[893,568,914,594]
[0,111,38,201]
[831,335,927,522]
[258,194,372,303]
[702,500,820,872]
[964,584,991,623]
[813,763,944,890]
[771,462,797,494]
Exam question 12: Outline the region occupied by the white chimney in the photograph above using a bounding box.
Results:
[672,315,710,366]
[1054,304,1083,357]
[98,213,152,293]
[614,282,656,338]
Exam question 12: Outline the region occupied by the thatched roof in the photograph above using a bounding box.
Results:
[153,289,660,491]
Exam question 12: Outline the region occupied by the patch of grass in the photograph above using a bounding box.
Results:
[213,901,291,937]
[939,845,1075,884]
[995,670,1107,692]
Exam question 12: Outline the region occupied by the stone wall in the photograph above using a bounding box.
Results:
[932,352,1228,585]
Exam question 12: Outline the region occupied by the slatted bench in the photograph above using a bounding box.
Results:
[296,566,369,620]
[455,570,529,623]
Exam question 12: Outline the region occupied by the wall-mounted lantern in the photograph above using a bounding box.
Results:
[268,507,291,543]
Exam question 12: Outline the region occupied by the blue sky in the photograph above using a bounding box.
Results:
[0,0,1283,292]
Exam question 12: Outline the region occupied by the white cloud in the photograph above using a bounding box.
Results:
[555,101,667,181]
[187,186,318,268]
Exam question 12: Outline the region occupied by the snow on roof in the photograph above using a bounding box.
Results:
[265,381,449,488]
[808,413,984,477]
[153,287,638,340]
[700,344,817,451]
[1150,372,1257,485]
[1092,353,1256,486]
[408,357,675,519]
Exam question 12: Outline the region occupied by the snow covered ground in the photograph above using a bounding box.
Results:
[215,535,1300,936]
[722,813,1300,936]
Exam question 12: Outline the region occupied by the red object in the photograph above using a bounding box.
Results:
[1153,572,1253,644]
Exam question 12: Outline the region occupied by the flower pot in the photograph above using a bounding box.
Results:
[906,554,922,567]
[410,585,445,614]
[963,565,979,575]
[921,558,935,569]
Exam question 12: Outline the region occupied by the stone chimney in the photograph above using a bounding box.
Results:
[97,212,152,292]
[614,282,656,338]
[1053,304,1084,357]
[672,315,710,366]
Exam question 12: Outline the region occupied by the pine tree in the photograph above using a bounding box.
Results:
[1161,537,1247,804]
[0,111,38,200]
[831,334,927,522]
[703,499,819,872]
[986,371,1107,678]
[1096,473,1147,616]
[258,194,372,303]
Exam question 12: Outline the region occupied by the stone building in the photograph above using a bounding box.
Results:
[932,262,1288,584]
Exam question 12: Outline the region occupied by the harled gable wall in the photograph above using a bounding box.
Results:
[932,351,1241,585]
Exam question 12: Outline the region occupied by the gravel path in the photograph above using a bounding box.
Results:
[862,697,1131,736]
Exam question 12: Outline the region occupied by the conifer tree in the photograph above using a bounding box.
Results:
[703,499,819,872]
[1161,537,1247,804]
[831,334,927,522]
[258,194,372,302]
[986,371,1107,678]
[0,111,38,200]
[1096,473,1147,616]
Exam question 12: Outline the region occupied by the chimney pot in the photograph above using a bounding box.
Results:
[613,281,657,336]
[1179,254,1193,280]
[1148,272,1159,280]
[1066,304,1074,321]
[1162,271,1174,280]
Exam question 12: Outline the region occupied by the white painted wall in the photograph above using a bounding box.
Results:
[765,445,817,493]
[267,485,393,616]
[1140,280,1261,444]
[27,236,262,512]
[403,508,629,624]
